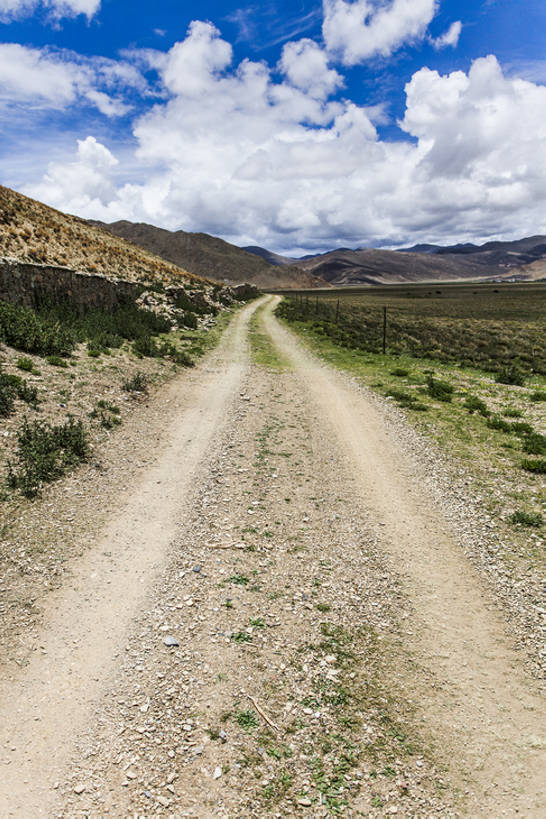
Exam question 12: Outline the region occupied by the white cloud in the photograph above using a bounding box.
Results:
[21,25,546,253]
[29,136,120,218]
[322,0,438,66]
[279,39,343,99]
[0,0,100,22]
[0,43,142,115]
[429,20,462,50]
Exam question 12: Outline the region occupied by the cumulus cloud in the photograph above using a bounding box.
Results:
[279,39,344,99]
[23,23,546,252]
[0,43,143,115]
[429,20,462,50]
[322,0,438,65]
[29,136,120,217]
[0,0,100,22]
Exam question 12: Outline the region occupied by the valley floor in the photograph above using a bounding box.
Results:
[0,296,544,817]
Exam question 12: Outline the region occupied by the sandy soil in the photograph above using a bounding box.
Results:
[0,295,543,817]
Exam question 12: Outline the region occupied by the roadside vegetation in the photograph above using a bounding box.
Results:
[0,295,246,499]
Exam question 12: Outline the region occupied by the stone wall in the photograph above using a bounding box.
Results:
[0,258,142,314]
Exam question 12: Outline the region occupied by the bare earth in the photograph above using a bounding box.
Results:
[0,295,544,817]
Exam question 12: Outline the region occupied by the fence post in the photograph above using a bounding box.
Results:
[382,306,387,354]
[335,299,340,324]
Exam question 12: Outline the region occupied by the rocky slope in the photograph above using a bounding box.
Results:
[0,186,203,289]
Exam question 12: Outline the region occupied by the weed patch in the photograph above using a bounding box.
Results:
[7,417,90,497]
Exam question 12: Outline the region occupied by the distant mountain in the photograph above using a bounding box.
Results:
[0,185,201,288]
[242,246,294,267]
[280,235,546,286]
[93,221,326,289]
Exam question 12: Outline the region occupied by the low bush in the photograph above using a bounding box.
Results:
[495,366,526,386]
[122,372,148,393]
[464,395,490,417]
[522,432,546,456]
[46,355,68,368]
[391,367,410,377]
[16,357,34,372]
[521,458,546,474]
[487,416,512,433]
[503,407,523,418]
[7,417,90,497]
[426,376,454,402]
[510,421,534,438]
[509,510,543,527]
[529,390,546,403]
[0,372,39,415]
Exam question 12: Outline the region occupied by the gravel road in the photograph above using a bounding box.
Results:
[0,295,543,817]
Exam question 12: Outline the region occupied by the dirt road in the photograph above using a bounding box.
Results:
[0,295,543,817]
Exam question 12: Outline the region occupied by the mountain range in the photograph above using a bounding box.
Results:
[1,184,545,290]
[243,236,546,286]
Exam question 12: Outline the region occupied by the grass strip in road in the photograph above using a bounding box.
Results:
[249,304,290,370]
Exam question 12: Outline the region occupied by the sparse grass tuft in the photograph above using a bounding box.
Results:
[510,511,543,527]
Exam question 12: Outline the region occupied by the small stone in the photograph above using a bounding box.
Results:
[157,795,170,807]
[298,798,312,807]
[219,729,227,743]
[73,784,85,795]
[163,635,179,647]
[213,766,222,779]
[193,566,202,573]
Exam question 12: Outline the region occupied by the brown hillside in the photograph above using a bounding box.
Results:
[0,186,203,288]
[93,220,327,289]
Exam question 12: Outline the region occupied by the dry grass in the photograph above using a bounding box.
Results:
[0,185,206,288]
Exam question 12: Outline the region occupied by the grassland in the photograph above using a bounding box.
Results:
[278,282,546,378]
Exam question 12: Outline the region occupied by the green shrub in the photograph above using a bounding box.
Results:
[391,367,410,377]
[16,357,34,372]
[503,407,523,418]
[0,300,75,357]
[0,372,38,415]
[529,390,546,403]
[183,312,198,329]
[510,510,543,527]
[7,417,90,497]
[521,458,546,474]
[487,416,512,433]
[522,432,546,456]
[426,376,454,402]
[46,355,68,368]
[510,421,534,438]
[122,372,148,393]
[464,395,490,417]
[496,366,526,386]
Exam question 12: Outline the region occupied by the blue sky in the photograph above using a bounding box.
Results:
[1,0,545,253]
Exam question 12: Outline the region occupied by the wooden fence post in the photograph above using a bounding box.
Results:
[382,306,387,354]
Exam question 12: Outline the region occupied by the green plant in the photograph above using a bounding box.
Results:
[509,511,543,527]
[231,631,252,643]
[16,357,34,372]
[522,432,546,456]
[7,416,90,497]
[503,407,523,418]
[229,574,250,585]
[122,372,148,393]
[529,390,546,403]
[235,710,258,731]
[426,376,454,402]
[46,355,69,368]
[391,367,410,377]
[487,416,512,433]
[521,458,546,474]
[495,366,526,386]
[464,395,490,417]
